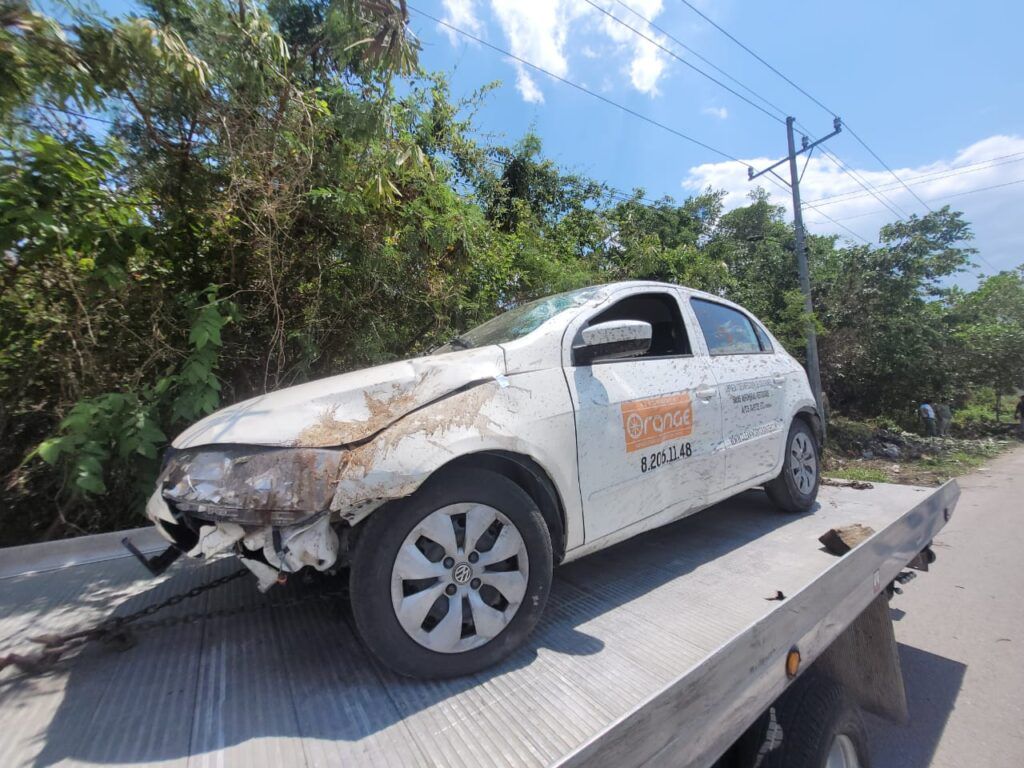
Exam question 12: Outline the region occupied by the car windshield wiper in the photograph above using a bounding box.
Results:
[448,336,472,350]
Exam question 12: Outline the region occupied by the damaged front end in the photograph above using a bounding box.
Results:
[145,446,346,591]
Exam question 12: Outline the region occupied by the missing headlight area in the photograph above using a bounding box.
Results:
[161,446,344,526]
[153,447,349,590]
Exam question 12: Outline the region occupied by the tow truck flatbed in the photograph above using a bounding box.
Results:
[0,480,958,768]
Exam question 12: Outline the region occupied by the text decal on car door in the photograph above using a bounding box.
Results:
[621,392,694,452]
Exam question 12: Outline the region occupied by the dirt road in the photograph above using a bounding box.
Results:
[868,444,1024,767]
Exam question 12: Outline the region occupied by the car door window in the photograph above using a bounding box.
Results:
[691,299,761,355]
[579,292,692,362]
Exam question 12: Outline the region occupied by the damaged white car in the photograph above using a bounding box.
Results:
[143,281,821,677]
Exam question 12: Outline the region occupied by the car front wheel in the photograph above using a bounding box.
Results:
[350,468,552,678]
[765,418,820,513]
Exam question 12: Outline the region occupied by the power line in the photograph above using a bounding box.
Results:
[817,144,910,220]
[846,124,933,213]
[829,177,1024,222]
[581,0,784,124]
[760,173,870,244]
[675,0,932,215]
[410,5,742,164]
[936,176,1024,201]
[676,0,835,116]
[804,152,1024,207]
[803,202,871,244]
[613,0,929,226]
[577,1,884,246]
[30,104,118,126]
[612,0,790,120]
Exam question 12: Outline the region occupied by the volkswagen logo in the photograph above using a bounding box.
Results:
[452,562,473,585]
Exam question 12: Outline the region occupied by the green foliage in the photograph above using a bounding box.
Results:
[30,288,234,502]
[812,208,978,415]
[34,393,164,496]
[0,0,1019,545]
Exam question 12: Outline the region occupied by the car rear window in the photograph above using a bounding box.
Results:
[691,299,763,356]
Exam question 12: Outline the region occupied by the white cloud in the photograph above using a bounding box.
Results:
[591,0,669,96]
[440,0,671,102]
[490,0,579,102]
[440,0,483,45]
[515,65,545,103]
[681,134,1024,275]
[702,106,728,120]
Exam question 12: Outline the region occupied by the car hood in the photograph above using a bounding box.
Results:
[172,346,506,449]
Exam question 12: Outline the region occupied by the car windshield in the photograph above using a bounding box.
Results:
[435,287,598,352]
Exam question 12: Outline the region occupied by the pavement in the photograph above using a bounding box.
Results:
[867,443,1024,768]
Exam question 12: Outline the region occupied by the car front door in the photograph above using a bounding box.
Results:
[688,297,789,491]
[565,288,723,544]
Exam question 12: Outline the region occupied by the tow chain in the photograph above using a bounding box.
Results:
[0,567,347,677]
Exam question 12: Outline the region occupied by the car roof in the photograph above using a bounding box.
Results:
[587,280,748,312]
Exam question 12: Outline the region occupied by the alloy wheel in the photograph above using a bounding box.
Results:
[390,503,529,653]
[790,431,818,495]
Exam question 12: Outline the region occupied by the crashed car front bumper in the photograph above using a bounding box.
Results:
[146,446,347,590]
[146,490,340,591]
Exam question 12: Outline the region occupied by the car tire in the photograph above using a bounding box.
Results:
[733,674,871,768]
[765,418,820,513]
[349,468,552,678]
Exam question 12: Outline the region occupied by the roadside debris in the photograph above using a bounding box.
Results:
[819,524,876,556]
[822,478,874,490]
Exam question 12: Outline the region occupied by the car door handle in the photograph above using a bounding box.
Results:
[695,386,717,400]
[772,375,786,387]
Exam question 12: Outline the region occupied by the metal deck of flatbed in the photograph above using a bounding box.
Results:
[0,481,958,768]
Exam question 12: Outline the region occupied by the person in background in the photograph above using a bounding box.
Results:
[935,401,953,437]
[919,400,937,437]
[1015,395,1024,439]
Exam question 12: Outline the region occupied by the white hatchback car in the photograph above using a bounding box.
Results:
[145,281,821,677]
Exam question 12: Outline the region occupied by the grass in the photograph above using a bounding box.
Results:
[824,464,891,484]
[824,419,1013,487]
[916,448,1001,476]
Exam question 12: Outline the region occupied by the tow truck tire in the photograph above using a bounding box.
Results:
[765,418,820,513]
[350,468,552,679]
[735,675,871,768]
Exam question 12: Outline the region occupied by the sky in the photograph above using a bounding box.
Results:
[412,0,1023,284]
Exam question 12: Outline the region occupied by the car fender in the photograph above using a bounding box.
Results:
[329,368,585,551]
[771,370,820,477]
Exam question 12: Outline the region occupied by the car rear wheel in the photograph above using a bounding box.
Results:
[350,468,552,678]
[765,419,820,513]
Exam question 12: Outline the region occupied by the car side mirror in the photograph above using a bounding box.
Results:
[574,319,652,364]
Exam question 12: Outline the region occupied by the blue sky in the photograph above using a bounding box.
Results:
[414,0,1024,281]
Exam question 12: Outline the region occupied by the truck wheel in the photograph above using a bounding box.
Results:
[349,468,552,678]
[734,675,871,768]
[765,419,820,513]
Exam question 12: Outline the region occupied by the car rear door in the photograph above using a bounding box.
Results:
[564,288,723,544]
[687,297,790,491]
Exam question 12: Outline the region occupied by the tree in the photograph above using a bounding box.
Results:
[950,268,1024,418]
[813,208,975,416]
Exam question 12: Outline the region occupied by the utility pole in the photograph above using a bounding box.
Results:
[748,116,842,434]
